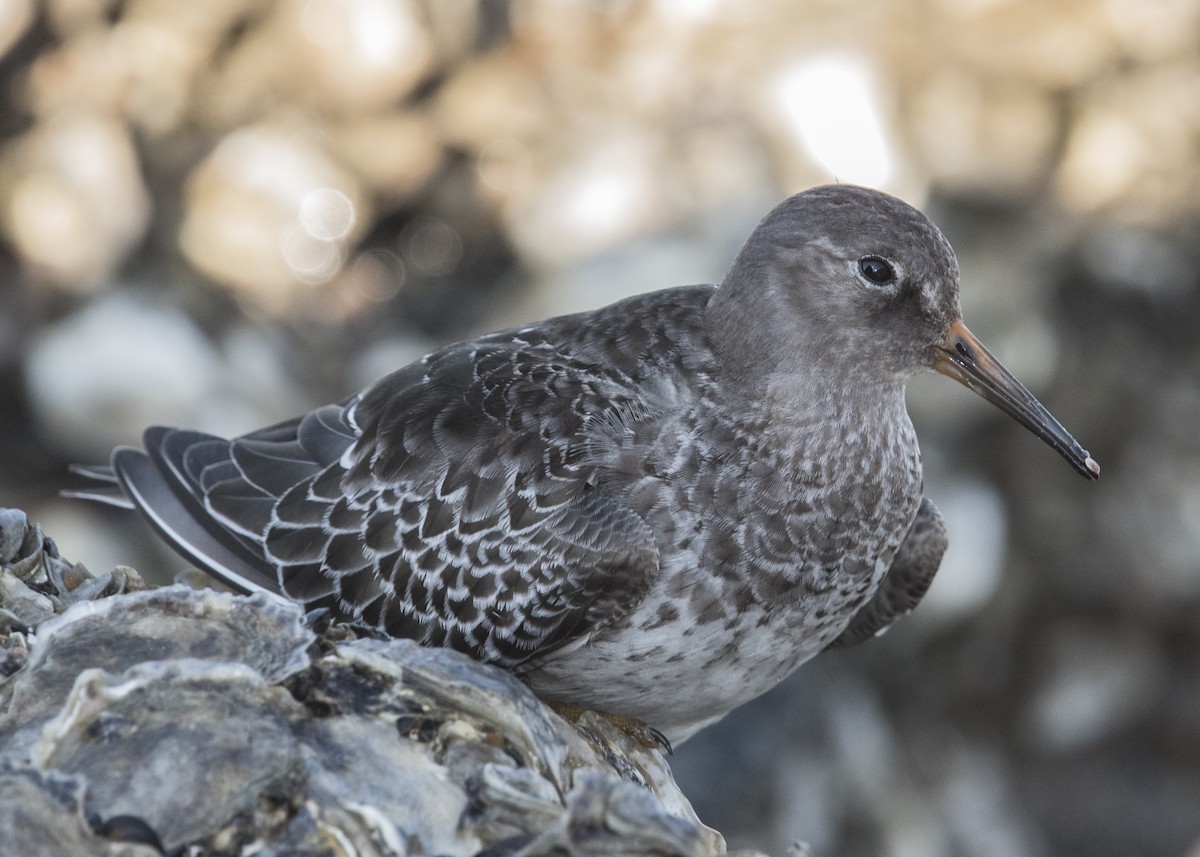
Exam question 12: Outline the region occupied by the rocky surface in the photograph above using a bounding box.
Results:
[0,508,744,857]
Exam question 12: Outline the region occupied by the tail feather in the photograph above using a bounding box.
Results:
[62,464,134,510]
[231,437,323,496]
[66,407,360,600]
[110,444,283,596]
[298,405,357,463]
[203,482,276,538]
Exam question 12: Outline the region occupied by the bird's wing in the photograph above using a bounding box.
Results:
[825,496,947,649]
[110,332,663,670]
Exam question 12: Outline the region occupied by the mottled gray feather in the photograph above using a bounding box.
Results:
[827,496,948,649]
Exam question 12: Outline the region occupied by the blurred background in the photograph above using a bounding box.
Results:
[0,0,1198,854]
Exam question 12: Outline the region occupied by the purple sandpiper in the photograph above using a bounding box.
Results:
[70,185,1098,745]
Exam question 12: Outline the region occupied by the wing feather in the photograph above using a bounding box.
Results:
[94,313,685,669]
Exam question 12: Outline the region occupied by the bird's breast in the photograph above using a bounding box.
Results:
[528,391,924,739]
[611,392,924,630]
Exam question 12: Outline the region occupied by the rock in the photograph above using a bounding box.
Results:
[215,0,436,118]
[0,115,151,291]
[0,507,148,681]
[24,294,225,457]
[0,507,747,857]
[327,112,444,202]
[179,123,372,313]
[0,0,32,63]
[1021,623,1164,753]
[24,292,317,458]
[0,762,160,857]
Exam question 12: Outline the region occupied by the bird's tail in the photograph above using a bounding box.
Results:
[65,430,285,598]
[62,463,134,509]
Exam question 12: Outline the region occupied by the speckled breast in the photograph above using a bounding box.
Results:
[525,391,924,742]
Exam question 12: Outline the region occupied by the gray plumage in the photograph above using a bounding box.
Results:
[73,185,1097,744]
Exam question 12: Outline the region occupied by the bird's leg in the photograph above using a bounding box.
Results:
[546,700,673,755]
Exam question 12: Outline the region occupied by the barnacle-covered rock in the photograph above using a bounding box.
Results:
[0,761,160,857]
[0,508,146,618]
[0,508,749,856]
[1,507,147,683]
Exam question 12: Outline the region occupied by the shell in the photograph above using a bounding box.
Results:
[0,507,748,856]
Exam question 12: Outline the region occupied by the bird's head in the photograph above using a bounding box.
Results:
[711,184,1099,479]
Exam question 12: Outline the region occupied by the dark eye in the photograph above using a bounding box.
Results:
[858,256,896,285]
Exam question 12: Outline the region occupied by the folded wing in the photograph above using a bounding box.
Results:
[101,334,662,670]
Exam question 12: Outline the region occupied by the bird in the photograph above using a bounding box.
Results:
[70,184,1099,747]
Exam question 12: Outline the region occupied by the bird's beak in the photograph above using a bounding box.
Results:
[934,319,1100,480]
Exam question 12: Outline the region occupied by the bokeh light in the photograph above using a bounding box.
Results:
[773,55,895,189]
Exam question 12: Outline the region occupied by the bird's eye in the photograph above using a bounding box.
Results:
[858,256,896,285]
